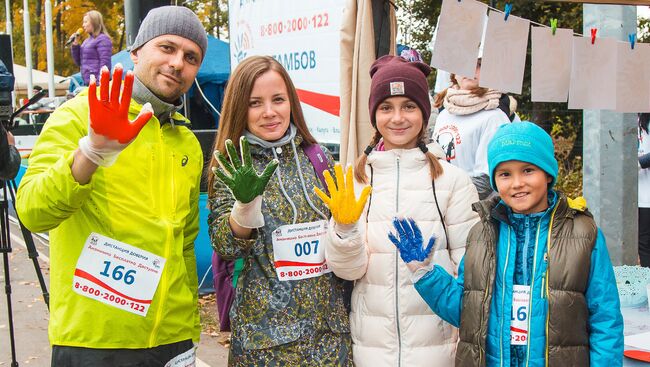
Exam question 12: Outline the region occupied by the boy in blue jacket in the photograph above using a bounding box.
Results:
[389,121,623,366]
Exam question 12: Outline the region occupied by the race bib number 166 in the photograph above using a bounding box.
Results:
[72,233,166,317]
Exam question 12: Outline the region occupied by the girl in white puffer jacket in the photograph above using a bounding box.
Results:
[316,55,480,367]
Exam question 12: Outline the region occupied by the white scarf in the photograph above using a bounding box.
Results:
[443,87,502,116]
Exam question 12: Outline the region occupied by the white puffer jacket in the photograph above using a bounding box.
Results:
[326,143,479,367]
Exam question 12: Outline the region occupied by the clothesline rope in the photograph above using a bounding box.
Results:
[482,2,633,42]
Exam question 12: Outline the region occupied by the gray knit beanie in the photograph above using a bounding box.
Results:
[131,6,207,59]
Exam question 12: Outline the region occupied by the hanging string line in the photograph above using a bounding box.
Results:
[482,2,632,43]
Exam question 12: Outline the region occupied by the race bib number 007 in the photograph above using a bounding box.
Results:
[72,233,166,316]
[272,220,332,281]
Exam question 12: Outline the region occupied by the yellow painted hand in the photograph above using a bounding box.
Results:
[314,164,371,225]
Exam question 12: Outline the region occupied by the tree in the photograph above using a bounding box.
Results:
[0,0,125,78]
[184,0,229,40]
[639,14,650,42]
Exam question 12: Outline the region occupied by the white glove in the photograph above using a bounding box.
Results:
[230,195,264,228]
[78,101,153,167]
[333,221,359,239]
[78,129,123,168]
[410,261,435,283]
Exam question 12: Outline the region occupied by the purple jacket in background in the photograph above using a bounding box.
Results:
[71,33,112,85]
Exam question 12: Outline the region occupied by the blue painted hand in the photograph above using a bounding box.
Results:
[388,217,436,263]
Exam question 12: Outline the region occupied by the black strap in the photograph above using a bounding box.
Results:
[365,165,374,223]
[432,178,449,247]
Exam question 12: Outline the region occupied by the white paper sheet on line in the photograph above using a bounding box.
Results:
[625,331,650,351]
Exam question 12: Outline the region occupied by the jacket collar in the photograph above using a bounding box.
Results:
[246,129,304,156]
[553,192,593,220]
[244,123,298,150]
[472,196,503,225]
[367,142,445,170]
[131,76,187,127]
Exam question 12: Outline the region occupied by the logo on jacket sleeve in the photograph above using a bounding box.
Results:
[181,155,189,167]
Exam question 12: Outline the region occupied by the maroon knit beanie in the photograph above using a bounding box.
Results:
[368,55,432,127]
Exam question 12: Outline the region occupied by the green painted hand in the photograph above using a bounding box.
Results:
[212,136,279,203]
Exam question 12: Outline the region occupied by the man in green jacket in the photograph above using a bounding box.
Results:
[16,6,207,366]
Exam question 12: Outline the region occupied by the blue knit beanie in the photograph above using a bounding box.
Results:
[487,121,558,190]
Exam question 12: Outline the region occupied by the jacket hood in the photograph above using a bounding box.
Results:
[427,141,445,159]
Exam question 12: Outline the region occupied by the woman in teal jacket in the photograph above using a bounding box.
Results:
[390,122,623,367]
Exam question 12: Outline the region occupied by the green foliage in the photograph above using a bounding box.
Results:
[0,0,230,78]
[183,0,229,40]
[394,0,439,83]
[551,119,582,198]
[0,0,125,78]
[639,16,650,43]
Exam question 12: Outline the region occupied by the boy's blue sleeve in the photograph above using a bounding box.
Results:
[414,258,465,327]
[585,229,623,367]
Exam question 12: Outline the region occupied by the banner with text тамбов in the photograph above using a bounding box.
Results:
[229,0,346,145]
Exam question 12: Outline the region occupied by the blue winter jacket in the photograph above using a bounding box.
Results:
[414,192,623,367]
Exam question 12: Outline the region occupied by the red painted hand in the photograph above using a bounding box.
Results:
[88,65,152,144]
[79,64,153,167]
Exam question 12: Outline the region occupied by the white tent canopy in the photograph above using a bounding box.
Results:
[12,64,70,95]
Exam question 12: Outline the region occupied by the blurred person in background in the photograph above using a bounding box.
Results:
[71,10,112,86]
[432,59,514,200]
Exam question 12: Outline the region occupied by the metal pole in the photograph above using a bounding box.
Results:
[44,0,55,98]
[582,4,638,265]
[5,0,15,109]
[4,0,11,35]
[124,0,140,49]
[22,0,33,99]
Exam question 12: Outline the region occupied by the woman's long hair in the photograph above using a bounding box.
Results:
[85,10,110,38]
[207,56,317,199]
[354,125,444,184]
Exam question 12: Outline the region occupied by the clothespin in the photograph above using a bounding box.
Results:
[550,18,558,36]
[629,33,636,50]
[590,28,597,45]
[504,3,513,21]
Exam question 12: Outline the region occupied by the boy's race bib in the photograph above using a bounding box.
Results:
[511,284,530,345]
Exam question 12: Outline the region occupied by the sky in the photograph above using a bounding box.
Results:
[640,5,650,19]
